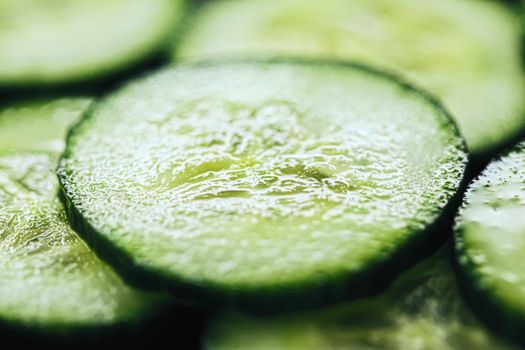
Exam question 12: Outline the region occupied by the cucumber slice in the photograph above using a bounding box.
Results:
[174,0,525,160]
[455,141,525,344]
[522,1,525,31]
[58,60,467,307]
[0,97,91,153]
[205,248,516,350]
[0,0,184,86]
[0,99,168,335]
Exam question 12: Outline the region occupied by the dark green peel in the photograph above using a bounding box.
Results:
[58,60,466,308]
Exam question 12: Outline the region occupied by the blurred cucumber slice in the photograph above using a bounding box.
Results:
[0,0,185,86]
[455,141,525,344]
[175,0,525,160]
[0,98,169,335]
[58,60,466,308]
[205,248,516,350]
[0,97,91,153]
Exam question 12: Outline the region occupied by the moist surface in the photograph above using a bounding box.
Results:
[59,61,466,297]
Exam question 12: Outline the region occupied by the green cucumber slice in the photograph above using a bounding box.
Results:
[58,60,467,307]
[205,248,516,350]
[0,0,184,86]
[174,0,525,160]
[0,99,168,335]
[455,141,525,344]
[0,97,91,153]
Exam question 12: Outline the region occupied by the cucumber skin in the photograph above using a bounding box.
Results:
[0,300,205,349]
[454,146,525,346]
[0,306,156,348]
[58,58,469,311]
[0,52,170,94]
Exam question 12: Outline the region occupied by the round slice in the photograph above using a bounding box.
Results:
[0,99,169,336]
[174,0,525,160]
[455,141,525,344]
[206,249,515,350]
[58,60,467,307]
[0,0,185,86]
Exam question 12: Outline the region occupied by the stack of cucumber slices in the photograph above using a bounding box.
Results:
[1,0,525,348]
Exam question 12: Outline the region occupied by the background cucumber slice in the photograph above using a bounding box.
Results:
[0,99,169,336]
[0,0,185,86]
[0,97,91,153]
[0,152,168,333]
[174,0,525,161]
[205,248,516,350]
[58,60,466,308]
[455,141,525,344]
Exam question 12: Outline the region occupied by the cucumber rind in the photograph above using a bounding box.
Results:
[58,58,467,309]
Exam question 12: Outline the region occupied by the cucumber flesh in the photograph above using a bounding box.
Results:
[58,60,466,307]
[175,0,525,159]
[0,0,184,86]
[0,97,91,153]
[205,248,516,350]
[455,141,525,344]
[0,99,168,334]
